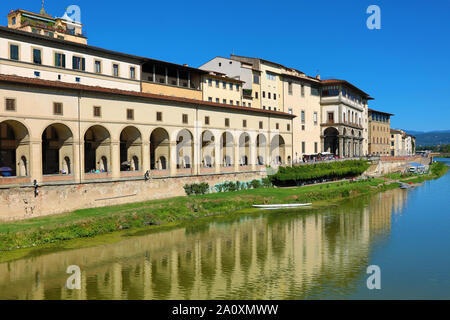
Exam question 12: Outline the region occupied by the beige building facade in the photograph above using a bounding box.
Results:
[368,109,393,155]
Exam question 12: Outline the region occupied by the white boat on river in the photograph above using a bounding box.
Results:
[253,203,312,209]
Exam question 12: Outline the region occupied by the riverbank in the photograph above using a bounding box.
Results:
[0,161,446,253]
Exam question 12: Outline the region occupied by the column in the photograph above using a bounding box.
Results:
[111,140,120,179]
[30,139,42,183]
[214,138,221,174]
[73,139,81,183]
[142,141,150,173]
[169,141,177,176]
[250,135,257,170]
[339,137,344,157]
[320,136,325,153]
[234,137,240,172]
[193,139,199,175]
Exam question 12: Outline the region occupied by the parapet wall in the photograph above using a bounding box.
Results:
[364,156,430,177]
[0,170,266,221]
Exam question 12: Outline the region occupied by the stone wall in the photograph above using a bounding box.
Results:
[0,170,266,221]
[364,156,430,177]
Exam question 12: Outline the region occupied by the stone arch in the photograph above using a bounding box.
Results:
[270,134,285,165]
[0,120,30,177]
[150,127,170,170]
[177,129,193,169]
[324,127,339,155]
[84,125,111,173]
[120,126,142,172]
[239,132,251,166]
[220,131,234,167]
[201,130,215,168]
[256,133,267,165]
[42,123,74,175]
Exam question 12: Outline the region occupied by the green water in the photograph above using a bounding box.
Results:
[0,159,449,300]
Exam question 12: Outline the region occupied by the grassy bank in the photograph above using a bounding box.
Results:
[0,177,399,252]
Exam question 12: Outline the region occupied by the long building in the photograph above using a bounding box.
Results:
[0,8,294,188]
[1,5,395,192]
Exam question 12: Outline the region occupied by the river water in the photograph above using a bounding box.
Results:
[0,159,448,300]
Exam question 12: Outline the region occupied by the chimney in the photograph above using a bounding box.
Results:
[316,74,321,80]
[183,64,189,67]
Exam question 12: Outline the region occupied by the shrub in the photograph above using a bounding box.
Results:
[269,160,370,187]
[183,182,210,195]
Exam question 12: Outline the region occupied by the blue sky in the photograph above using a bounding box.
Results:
[3,0,449,131]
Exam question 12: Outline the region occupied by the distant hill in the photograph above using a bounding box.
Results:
[404,130,450,146]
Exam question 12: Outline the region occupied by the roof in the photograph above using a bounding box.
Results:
[230,54,306,76]
[0,26,146,63]
[0,74,295,119]
[368,108,394,116]
[321,79,372,98]
[390,129,404,134]
[0,26,208,74]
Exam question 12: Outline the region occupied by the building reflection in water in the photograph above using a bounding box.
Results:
[0,189,408,300]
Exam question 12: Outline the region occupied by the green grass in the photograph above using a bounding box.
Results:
[0,178,392,252]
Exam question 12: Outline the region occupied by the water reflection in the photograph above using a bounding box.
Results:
[0,188,408,300]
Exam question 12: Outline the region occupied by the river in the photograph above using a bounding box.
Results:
[0,158,448,300]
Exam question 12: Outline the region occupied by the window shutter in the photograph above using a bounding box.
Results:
[82,58,86,71]
[62,54,66,68]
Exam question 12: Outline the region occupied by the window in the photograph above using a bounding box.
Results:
[301,110,305,123]
[55,52,66,68]
[208,97,212,102]
[302,125,305,131]
[75,77,80,82]
[266,72,276,80]
[288,82,293,95]
[53,102,63,115]
[259,121,263,129]
[225,118,230,127]
[72,56,85,71]
[94,60,102,73]
[276,123,279,130]
[34,71,40,77]
[236,84,239,91]
[229,83,233,90]
[314,142,318,153]
[248,103,251,107]
[215,80,219,88]
[273,93,276,100]
[287,124,291,131]
[5,98,16,111]
[222,81,226,89]
[230,100,233,105]
[255,92,259,99]
[253,74,260,84]
[215,98,219,103]
[156,112,162,121]
[327,112,334,123]
[32,48,42,65]
[93,106,101,117]
[262,91,266,98]
[301,84,305,97]
[182,114,188,124]
[236,101,239,106]
[12,17,16,25]
[130,67,136,79]
[322,86,339,97]
[208,78,212,87]
[243,102,246,107]
[113,64,119,77]
[10,44,19,60]
[205,116,210,125]
[313,112,318,125]
[223,99,227,104]
[288,108,293,114]
[243,119,247,128]
[268,92,271,99]
[127,109,134,120]
[302,142,306,154]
